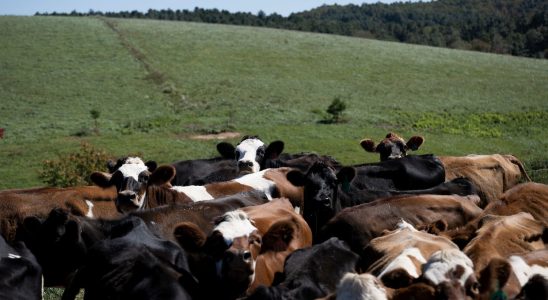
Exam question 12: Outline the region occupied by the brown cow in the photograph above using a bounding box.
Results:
[438,154,531,207]
[362,220,477,298]
[360,132,425,161]
[319,193,482,260]
[242,198,312,293]
[0,185,118,241]
[439,182,548,249]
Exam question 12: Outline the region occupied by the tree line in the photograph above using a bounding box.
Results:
[36,0,547,58]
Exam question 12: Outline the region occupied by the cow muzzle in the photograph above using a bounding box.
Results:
[116,190,140,213]
[238,160,257,174]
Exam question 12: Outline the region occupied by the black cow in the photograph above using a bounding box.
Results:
[286,157,456,238]
[360,132,424,161]
[170,136,285,185]
[17,191,268,287]
[0,235,42,300]
[246,237,359,300]
[61,216,196,300]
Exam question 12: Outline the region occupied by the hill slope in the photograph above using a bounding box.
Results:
[0,16,547,188]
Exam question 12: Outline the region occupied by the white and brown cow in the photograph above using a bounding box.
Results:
[362,220,478,297]
[463,213,546,299]
[92,157,303,213]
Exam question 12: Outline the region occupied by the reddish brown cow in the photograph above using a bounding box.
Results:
[319,194,482,259]
[0,185,118,241]
[242,198,312,293]
[438,154,531,207]
[360,132,425,161]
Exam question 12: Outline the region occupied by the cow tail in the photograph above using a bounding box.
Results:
[507,155,532,182]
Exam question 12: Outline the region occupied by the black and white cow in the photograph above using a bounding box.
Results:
[170,136,285,186]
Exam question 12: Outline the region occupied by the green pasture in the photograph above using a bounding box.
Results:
[1,16,547,189]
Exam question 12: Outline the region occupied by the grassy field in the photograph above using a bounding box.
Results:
[1,16,547,190]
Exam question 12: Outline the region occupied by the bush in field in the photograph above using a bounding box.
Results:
[320,97,347,124]
[40,142,111,187]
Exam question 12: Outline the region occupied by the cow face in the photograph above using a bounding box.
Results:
[204,211,262,296]
[287,162,356,216]
[422,249,479,298]
[91,158,176,213]
[234,136,284,174]
[360,133,424,161]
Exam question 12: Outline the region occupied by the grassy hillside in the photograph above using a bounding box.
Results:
[1,16,547,189]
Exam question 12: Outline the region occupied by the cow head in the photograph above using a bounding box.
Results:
[421,249,479,299]
[336,272,389,300]
[234,136,284,174]
[206,211,262,294]
[17,208,87,286]
[90,157,175,213]
[287,162,355,236]
[360,133,424,161]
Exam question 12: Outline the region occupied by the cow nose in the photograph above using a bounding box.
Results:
[118,191,137,203]
[238,161,254,169]
[388,154,402,160]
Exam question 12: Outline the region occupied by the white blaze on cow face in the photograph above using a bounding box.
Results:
[422,249,475,287]
[117,157,148,181]
[234,169,276,200]
[379,247,427,279]
[337,273,388,300]
[235,138,265,173]
[171,185,214,202]
[214,210,257,246]
[508,255,548,287]
[85,200,94,218]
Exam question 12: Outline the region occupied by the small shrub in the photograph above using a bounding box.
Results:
[320,97,348,124]
[39,142,112,187]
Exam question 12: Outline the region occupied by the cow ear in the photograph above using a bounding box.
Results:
[261,219,294,253]
[265,140,284,159]
[173,222,207,252]
[424,219,448,235]
[360,139,377,152]
[145,160,158,172]
[381,268,415,289]
[63,220,81,243]
[204,231,229,259]
[149,165,176,186]
[478,258,512,294]
[406,136,424,151]
[90,172,113,188]
[286,170,306,187]
[217,142,236,159]
[106,159,117,173]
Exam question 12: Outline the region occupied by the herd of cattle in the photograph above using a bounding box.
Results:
[0,133,546,300]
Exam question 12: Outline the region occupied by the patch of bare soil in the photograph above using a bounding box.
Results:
[189,132,241,140]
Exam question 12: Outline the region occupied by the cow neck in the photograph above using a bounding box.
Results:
[144,185,184,209]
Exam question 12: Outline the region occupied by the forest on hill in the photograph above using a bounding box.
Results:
[37,0,548,58]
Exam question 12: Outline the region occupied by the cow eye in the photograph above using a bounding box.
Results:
[139,174,149,183]
[235,150,241,158]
